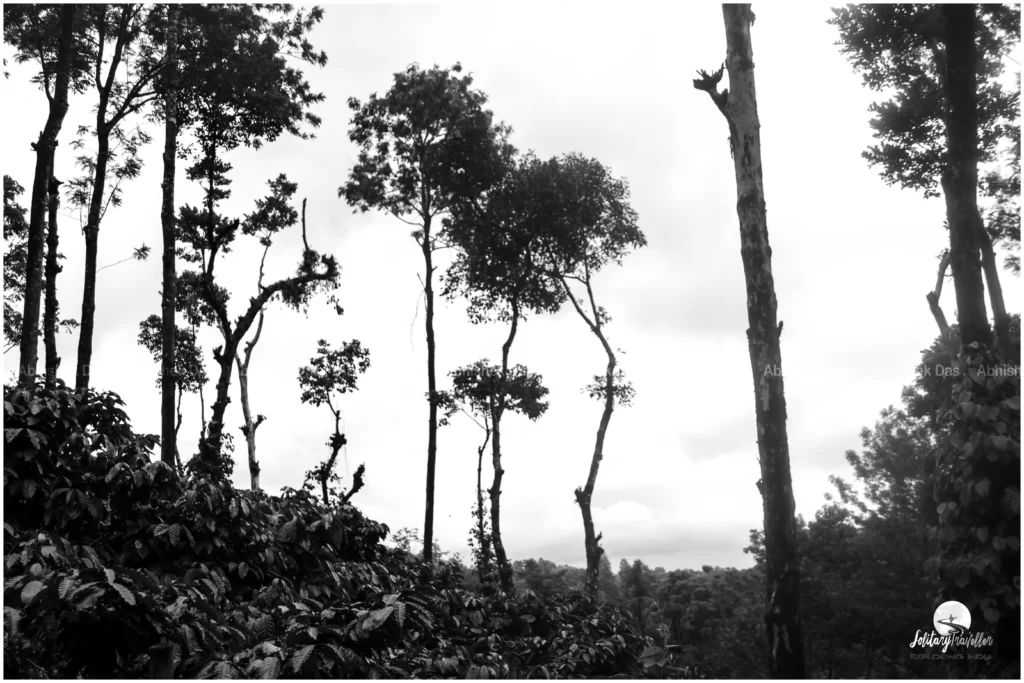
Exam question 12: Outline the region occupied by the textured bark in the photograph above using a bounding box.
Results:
[940,4,991,352]
[490,307,519,592]
[422,212,438,565]
[696,5,804,677]
[43,173,62,386]
[159,3,179,466]
[19,6,74,387]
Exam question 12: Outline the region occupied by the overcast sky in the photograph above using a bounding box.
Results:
[3,3,1020,573]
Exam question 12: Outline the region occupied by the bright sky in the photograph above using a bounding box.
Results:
[3,4,1020,572]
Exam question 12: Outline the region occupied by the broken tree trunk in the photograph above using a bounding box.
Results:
[694,5,804,678]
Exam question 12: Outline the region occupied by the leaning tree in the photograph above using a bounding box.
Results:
[537,153,645,598]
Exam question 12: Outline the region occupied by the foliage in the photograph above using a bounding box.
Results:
[928,345,1021,675]
[829,5,1020,200]
[448,360,549,423]
[340,62,511,225]
[444,152,564,323]
[3,380,712,679]
[298,339,371,506]
[3,175,29,348]
[137,315,208,394]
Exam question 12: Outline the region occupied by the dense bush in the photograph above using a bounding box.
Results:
[3,380,706,679]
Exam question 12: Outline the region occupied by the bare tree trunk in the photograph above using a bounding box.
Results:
[422,212,438,565]
[926,251,957,356]
[490,307,519,592]
[474,425,493,585]
[940,5,991,351]
[19,5,74,387]
[695,6,804,677]
[159,3,180,465]
[974,219,1012,358]
[235,334,266,491]
[43,173,62,386]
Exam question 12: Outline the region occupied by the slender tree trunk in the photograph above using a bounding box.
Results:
[75,129,110,392]
[174,385,184,470]
[475,427,492,585]
[975,217,1012,357]
[236,362,259,490]
[696,6,804,677]
[19,5,74,387]
[159,3,180,465]
[422,212,438,564]
[235,334,266,492]
[577,339,614,598]
[562,277,616,598]
[941,4,991,351]
[43,173,62,386]
[490,307,519,592]
[320,412,344,505]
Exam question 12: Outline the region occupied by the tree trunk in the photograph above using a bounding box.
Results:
[976,225,1012,358]
[43,173,62,386]
[75,128,110,392]
[697,6,804,677]
[576,343,614,598]
[19,5,74,387]
[475,428,492,585]
[159,3,180,465]
[490,308,519,592]
[204,349,237,466]
[940,4,991,351]
[236,363,260,490]
[235,341,265,491]
[422,213,438,565]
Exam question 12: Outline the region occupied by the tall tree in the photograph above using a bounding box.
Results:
[447,360,549,591]
[538,153,645,598]
[830,4,1019,357]
[150,4,327,464]
[157,3,180,466]
[694,5,804,677]
[298,339,371,506]
[4,5,79,386]
[71,4,166,391]
[341,63,511,563]
[445,153,564,591]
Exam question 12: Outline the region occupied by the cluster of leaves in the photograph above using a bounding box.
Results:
[3,175,29,348]
[3,380,700,679]
[927,344,1020,673]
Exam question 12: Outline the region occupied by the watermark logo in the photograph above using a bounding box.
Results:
[909,601,994,661]
[933,601,971,636]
